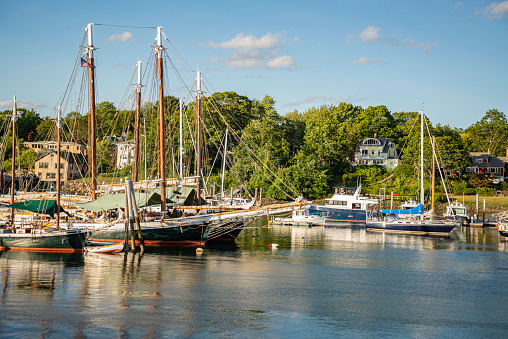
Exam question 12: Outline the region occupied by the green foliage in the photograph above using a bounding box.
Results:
[463,109,508,156]
[466,173,492,188]
[343,165,388,194]
[35,118,54,141]
[476,187,495,196]
[19,149,37,171]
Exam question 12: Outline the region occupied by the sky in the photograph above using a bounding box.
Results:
[1,0,507,129]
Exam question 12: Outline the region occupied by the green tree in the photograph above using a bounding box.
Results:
[463,109,508,157]
[300,103,360,184]
[35,118,55,141]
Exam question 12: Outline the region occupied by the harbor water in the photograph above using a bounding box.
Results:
[1,218,507,338]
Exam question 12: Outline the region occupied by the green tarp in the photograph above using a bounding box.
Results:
[5,200,69,218]
[76,187,197,212]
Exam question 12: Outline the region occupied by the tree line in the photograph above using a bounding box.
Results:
[0,94,505,199]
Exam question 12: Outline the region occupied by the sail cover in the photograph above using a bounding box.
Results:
[5,200,69,218]
[381,203,424,215]
[76,191,166,212]
[76,187,197,212]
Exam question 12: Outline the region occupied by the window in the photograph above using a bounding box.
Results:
[363,138,381,146]
[331,201,347,206]
[46,173,56,179]
[39,162,49,168]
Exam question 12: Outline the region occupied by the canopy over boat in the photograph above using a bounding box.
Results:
[5,199,70,218]
[76,187,197,212]
[381,204,424,215]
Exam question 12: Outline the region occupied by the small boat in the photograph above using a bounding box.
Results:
[443,201,470,225]
[499,223,508,238]
[306,185,380,225]
[270,208,325,227]
[85,242,124,253]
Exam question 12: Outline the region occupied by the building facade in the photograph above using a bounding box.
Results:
[34,151,87,189]
[353,136,400,171]
[465,152,507,183]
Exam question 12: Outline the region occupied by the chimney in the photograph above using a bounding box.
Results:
[487,148,490,154]
[374,132,377,138]
[506,148,508,158]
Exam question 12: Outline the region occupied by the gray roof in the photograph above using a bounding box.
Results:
[468,153,506,168]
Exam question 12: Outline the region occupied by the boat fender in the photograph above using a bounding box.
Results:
[196,247,204,253]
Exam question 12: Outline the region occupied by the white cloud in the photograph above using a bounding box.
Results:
[0,100,44,110]
[266,55,295,69]
[403,39,438,53]
[454,2,464,9]
[359,26,385,43]
[208,33,296,70]
[209,33,285,51]
[347,26,437,53]
[106,32,134,43]
[476,1,508,18]
[354,57,384,64]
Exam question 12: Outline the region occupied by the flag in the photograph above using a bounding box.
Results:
[81,58,95,68]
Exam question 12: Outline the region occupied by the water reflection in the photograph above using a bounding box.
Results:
[0,221,507,337]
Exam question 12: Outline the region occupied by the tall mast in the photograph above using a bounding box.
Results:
[221,128,228,199]
[420,110,425,218]
[87,23,97,200]
[179,98,183,178]
[56,106,61,230]
[156,27,166,211]
[195,71,203,206]
[133,60,142,182]
[10,96,17,223]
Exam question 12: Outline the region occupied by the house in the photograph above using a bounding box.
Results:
[114,140,135,169]
[465,152,507,183]
[353,135,400,171]
[24,141,86,155]
[34,151,87,189]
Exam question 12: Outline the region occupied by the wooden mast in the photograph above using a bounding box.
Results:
[195,71,203,206]
[10,96,17,224]
[156,27,166,211]
[133,60,142,182]
[87,23,97,200]
[56,106,61,230]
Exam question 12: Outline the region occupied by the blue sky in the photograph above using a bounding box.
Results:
[1,0,507,129]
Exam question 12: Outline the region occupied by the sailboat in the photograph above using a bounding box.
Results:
[0,99,88,252]
[365,110,459,236]
[71,25,242,247]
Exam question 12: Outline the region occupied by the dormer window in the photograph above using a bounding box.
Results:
[363,138,381,146]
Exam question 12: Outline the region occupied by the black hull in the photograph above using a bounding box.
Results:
[88,224,209,247]
[0,229,88,253]
[366,221,458,236]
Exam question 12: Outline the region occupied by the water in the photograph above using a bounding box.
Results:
[0,219,507,338]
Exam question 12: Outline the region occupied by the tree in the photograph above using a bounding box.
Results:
[35,118,55,141]
[463,109,508,157]
[15,108,42,141]
[432,124,470,172]
[300,103,360,184]
[353,105,398,143]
